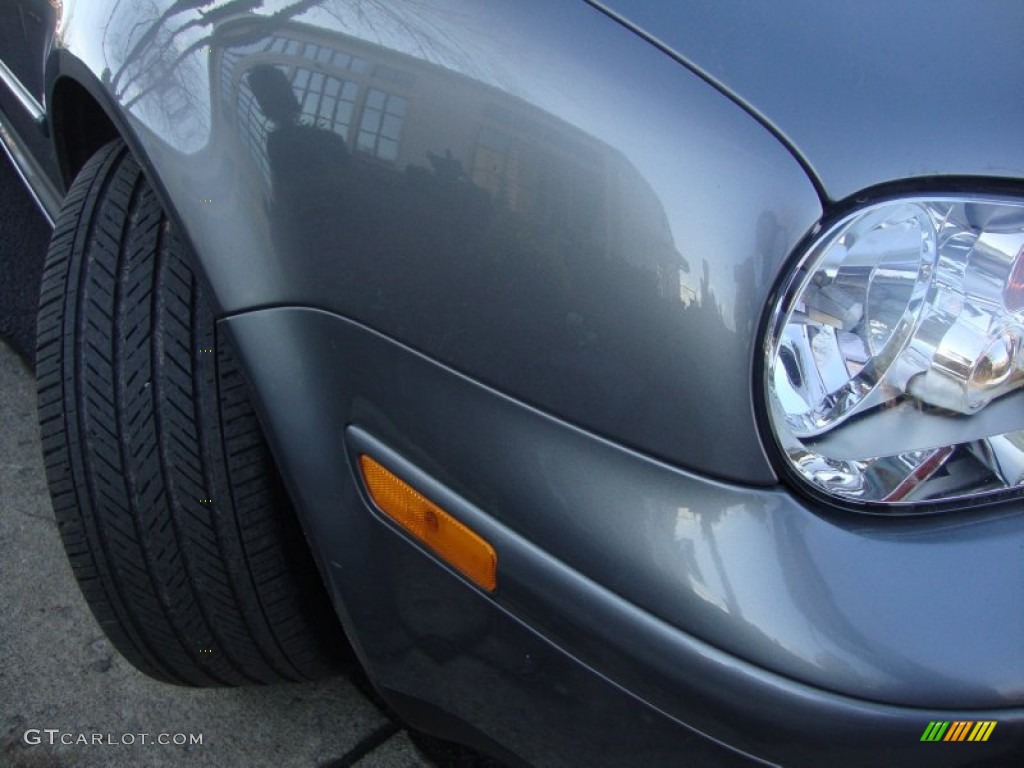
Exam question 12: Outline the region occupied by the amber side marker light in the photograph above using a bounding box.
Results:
[359,455,497,592]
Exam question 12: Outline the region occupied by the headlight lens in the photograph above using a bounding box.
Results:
[766,197,1024,506]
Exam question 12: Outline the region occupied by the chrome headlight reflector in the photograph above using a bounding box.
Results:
[766,197,1024,506]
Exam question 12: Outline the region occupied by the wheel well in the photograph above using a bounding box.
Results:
[50,77,120,188]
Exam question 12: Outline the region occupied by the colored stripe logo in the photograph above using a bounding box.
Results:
[920,721,997,742]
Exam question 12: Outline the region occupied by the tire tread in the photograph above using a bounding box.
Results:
[37,140,344,686]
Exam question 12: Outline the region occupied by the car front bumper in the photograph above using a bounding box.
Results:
[224,306,1024,767]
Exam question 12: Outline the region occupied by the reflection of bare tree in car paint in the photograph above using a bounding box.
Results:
[102,1,478,115]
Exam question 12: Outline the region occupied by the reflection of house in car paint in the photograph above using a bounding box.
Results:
[214,23,687,299]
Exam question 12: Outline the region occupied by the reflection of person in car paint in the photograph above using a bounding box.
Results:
[247,64,351,253]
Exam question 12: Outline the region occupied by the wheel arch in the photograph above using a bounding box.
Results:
[48,74,119,189]
[44,46,229,319]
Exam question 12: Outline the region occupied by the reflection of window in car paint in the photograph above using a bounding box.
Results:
[235,82,271,183]
[303,71,324,117]
[321,78,359,137]
[471,118,602,240]
[357,89,406,162]
[290,67,359,139]
[483,102,602,169]
[473,127,513,200]
[225,34,416,171]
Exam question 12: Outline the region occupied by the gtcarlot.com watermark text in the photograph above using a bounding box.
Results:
[24,729,203,747]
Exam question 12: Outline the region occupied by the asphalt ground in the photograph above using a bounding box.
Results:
[0,149,491,767]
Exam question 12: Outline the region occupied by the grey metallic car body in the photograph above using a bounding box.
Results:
[2,1,1022,765]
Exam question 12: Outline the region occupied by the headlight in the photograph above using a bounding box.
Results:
[765,197,1024,507]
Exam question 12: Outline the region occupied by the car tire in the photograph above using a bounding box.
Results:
[36,139,348,685]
